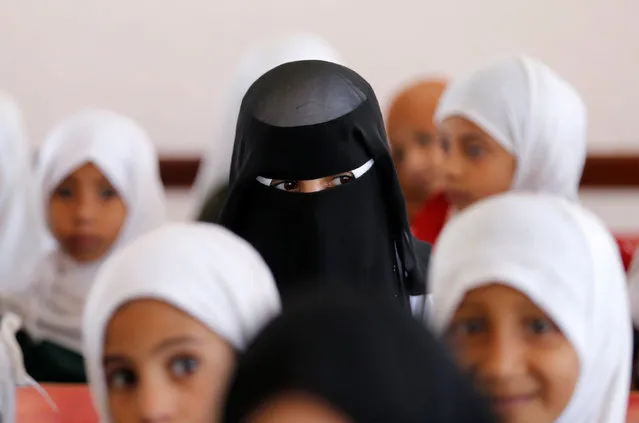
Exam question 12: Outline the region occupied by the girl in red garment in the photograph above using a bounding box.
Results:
[386,79,451,244]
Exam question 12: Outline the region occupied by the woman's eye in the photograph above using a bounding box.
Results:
[170,356,200,378]
[272,180,299,192]
[333,174,354,186]
[54,187,74,199]
[106,368,137,391]
[526,318,557,335]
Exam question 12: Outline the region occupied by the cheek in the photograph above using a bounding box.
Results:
[468,154,516,198]
[102,202,128,234]
[108,392,138,423]
[47,201,71,233]
[188,353,236,421]
[534,344,580,417]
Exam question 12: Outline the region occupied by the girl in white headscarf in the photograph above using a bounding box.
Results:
[429,192,631,423]
[0,93,48,290]
[0,109,166,383]
[192,32,343,220]
[434,55,587,211]
[83,222,281,423]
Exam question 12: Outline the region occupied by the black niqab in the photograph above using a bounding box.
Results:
[207,60,429,307]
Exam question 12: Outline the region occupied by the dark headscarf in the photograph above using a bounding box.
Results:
[223,293,495,423]
[202,60,430,307]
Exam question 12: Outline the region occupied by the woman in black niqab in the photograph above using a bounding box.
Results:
[206,60,430,309]
[223,293,495,423]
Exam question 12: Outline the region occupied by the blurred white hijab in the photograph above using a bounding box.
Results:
[435,56,587,200]
[83,222,281,423]
[0,93,46,290]
[429,193,631,423]
[191,33,343,216]
[2,109,166,354]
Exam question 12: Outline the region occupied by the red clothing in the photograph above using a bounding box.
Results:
[410,193,637,271]
[410,192,451,245]
[616,235,639,271]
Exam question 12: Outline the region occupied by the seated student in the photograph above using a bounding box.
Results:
[0,109,166,383]
[429,193,631,423]
[201,60,430,312]
[386,79,451,244]
[83,222,281,423]
[436,56,586,210]
[192,33,342,222]
[0,93,47,289]
[223,293,495,423]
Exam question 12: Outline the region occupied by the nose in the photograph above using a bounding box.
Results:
[300,179,325,193]
[72,191,98,224]
[476,330,527,385]
[136,377,177,423]
[442,149,464,183]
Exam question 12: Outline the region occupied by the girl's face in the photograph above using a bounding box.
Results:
[446,284,579,423]
[103,299,235,423]
[438,116,516,211]
[48,162,127,262]
[247,393,352,423]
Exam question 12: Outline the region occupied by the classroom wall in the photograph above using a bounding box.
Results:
[2,0,639,229]
[1,0,638,153]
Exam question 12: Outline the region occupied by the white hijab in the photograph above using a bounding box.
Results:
[83,222,281,423]
[3,109,166,354]
[435,56,587,200]
[626,252,639,327]
[191,33,343,216]
[0,93,46,290]
[429,192,631,423]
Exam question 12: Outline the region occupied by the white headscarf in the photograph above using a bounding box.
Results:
[626,252,639,327]
[83,222,281,423]
[435,56,587,200]
[191,33,343,216]
[429,192,631,423]
[2,109,166,354]
[0,93,47,290]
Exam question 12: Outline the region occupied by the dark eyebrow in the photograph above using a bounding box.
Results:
[103,355,131,368]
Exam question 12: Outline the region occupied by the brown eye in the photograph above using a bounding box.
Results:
[106,367,138,391]
[331,174,354,187]
[464,143,486,159]
[55,186,74,199]
[272,180,299,192]
[525,318,558,335]
[448,318,487,338]
[170,356,200,378]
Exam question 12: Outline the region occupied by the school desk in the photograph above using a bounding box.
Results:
[15,385,639,422]
[17,384,97,423]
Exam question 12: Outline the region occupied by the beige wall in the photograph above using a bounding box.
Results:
[1,0,638,153]
[2,0,639,230]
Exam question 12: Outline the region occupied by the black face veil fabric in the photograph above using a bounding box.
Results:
[223,294,496,423]
[209,60,429,306]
